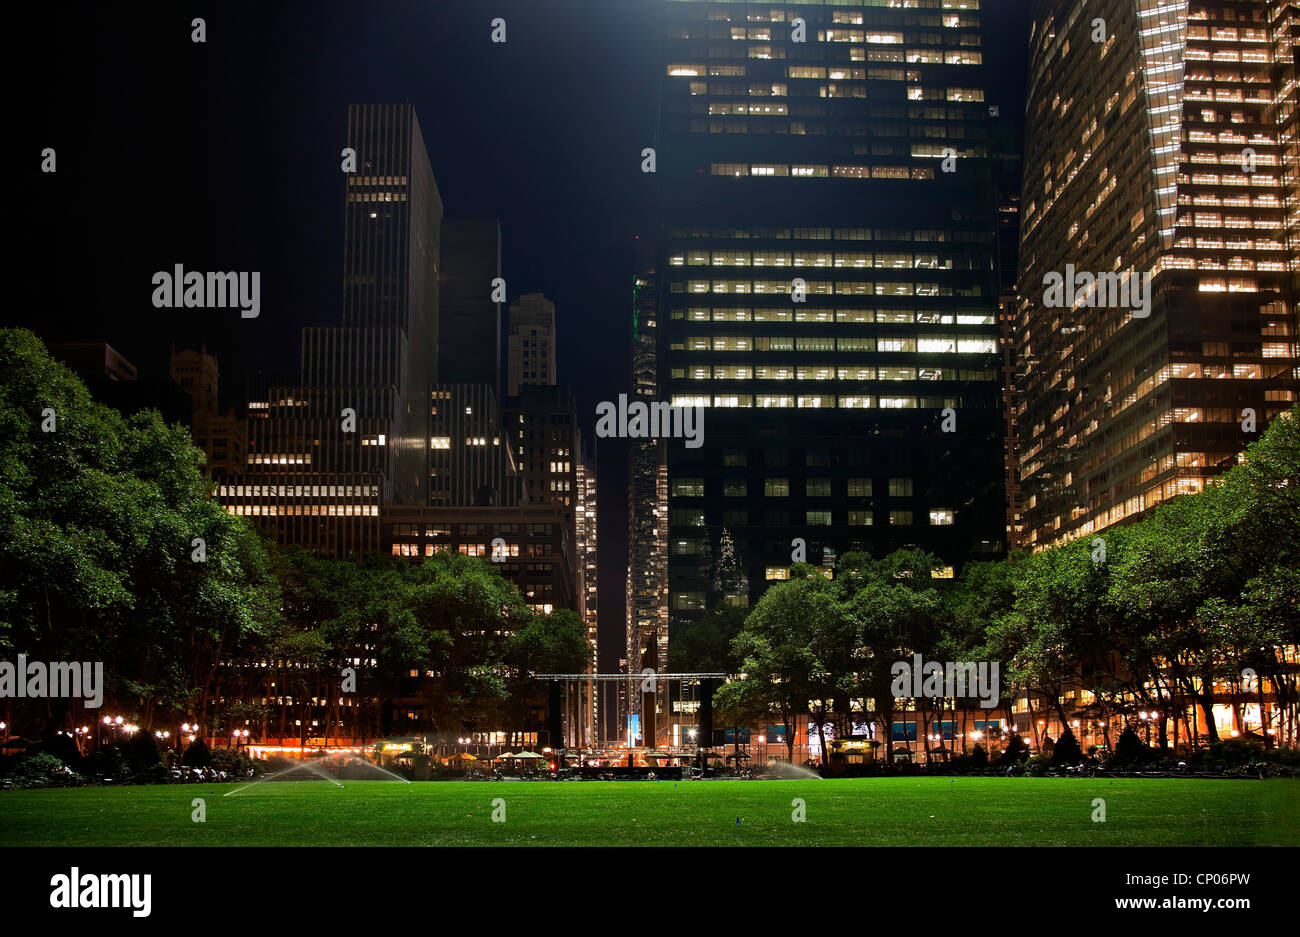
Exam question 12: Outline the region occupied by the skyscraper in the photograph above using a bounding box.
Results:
[220,103,442,556]
[1015,0,1299,549]
[439,218,503,393]
[627,262,670,745]
[506,293,558,396]
[657,1,1007,642]
[576,457,600,745]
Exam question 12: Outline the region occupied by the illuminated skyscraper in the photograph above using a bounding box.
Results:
[220,103,442,555]
[627,262,670,745]
[576,458,599,744]
[1015,0,1299,548]
[657,1,1008,640]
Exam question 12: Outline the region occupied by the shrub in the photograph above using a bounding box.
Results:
[40,733,84,771]
[11,751,69,783]
[135,762,171,784]
[1112,727,1150,766]
[998,734,1029,766]
[83,747,129,782]
[1266,746,1300,767]
[1051,728,1084,767]
[210,748,253,776]
[1024,754,1053,777]
[182,739,213,769]
[970,744,989,768]
[122,731,162,773]
[1207,738,1265,765]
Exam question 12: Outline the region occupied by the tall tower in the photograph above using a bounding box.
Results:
[627,260,670,746]
[220,103,443,556]
[576,456,600,745]
[439,218,503,393]
[1015,0,1299,549]
[657,1,1007,643]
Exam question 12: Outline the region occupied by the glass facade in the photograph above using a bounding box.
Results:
[657,0,1008,631]
[1015,0,1299,548]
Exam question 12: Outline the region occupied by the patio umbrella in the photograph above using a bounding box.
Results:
[493,752,515,760]
[514,751,543,759]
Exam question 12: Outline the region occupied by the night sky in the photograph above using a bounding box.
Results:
[17,0,1028,675]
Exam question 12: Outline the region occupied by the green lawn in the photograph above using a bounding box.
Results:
[1,777,1296,846]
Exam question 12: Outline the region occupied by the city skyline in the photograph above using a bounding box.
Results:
[13,0,1295,752]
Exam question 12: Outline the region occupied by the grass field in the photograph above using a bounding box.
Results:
[1,777,1296,846]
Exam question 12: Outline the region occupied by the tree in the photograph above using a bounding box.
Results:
[0,329,278,736]
[666,605,745,673]
[1112,726,1149,767]
[506,609,591,675]
[726,569,854,764]
[505,608,592,731]
[998,733,1028,766]
[842,551,945,762]
[182,738,213,769]
[1051,726,1083,766]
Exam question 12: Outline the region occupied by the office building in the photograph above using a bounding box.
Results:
[506,293,558,396]
[1015,0,1299,548]
[170,345,247,482]
[657,0,1008,649]
[220,103,442,556]
[439,218,503,392]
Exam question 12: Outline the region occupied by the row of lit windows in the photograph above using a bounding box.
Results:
[1184,130,1276,146]
[247,454,312,465]
[1186,25,1270,42]
[670,250,964,268]
[226,505,378,517]
[1184,48,1273,63]
[682,280,979,297]
[669,226,981,243]
[1181,192,1282,208]
[1156,256,1288,274]
[391,525,452,537]
[218,484,379,498]
[679,336,998,353]
[667,40,979,67]
[345,175,409,187]
[667,394,957,410]
[430,436,500,448]
[711,162,941,179]
[703,117,974,143]
[673,477,915,498]
[668,507,952,533]
[676,307,994,324]
[346,192,408,203]
[678,365,992,381]
[1181,212,1285,229]
[1183,88,1273,103]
